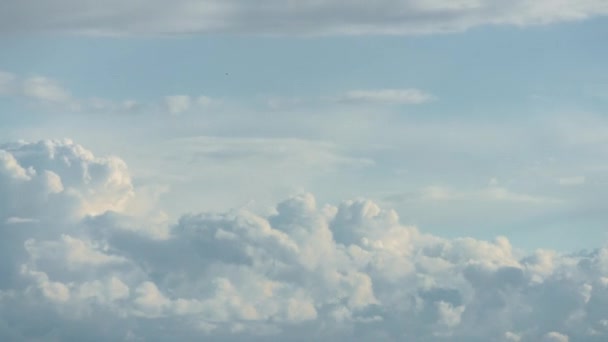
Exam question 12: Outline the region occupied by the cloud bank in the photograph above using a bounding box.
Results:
[1,1,608,36]
[2,139,608,341]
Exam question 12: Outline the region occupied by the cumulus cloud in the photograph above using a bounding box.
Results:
[3,139,608,341]
[0,139,135,221]
[1,1,608,36]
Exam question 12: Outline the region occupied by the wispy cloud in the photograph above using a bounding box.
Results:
[415,183,563,205]
[22,76,72,104]
[336,88,435,105]
[0,70,217,116]
[1,1,608,36]
[0,71,74,106]
[164,95,192,115]
[163,95,216,115]
[558,176,586,186]
[5,217,39,224]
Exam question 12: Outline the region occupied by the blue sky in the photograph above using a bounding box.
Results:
[2,2,608,340]
[3,16,607,250]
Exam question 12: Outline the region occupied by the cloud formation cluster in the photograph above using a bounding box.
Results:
[0,70,140,113]
[1,0,607,36]
[2,139,608,341]
[0,70,221,117]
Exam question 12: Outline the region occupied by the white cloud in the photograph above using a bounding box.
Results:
[0,71,102,111]
[436,301,465,328]
[542,331,569,342]
[338,89,435,105]
[1,1,608,36]
[419,184,561,204]
[21,266,71,303]
[76,276,130,305]
[3,139,608,341]
[164,95,192,115]
[0,70,218,115]
[85,97,141,113]
[0,72,74,107]
[164,136,372,167]
[0,139,136,221]
[5,217,39,225]
[196,96,213,107]
[22,76,72,104]
[133,281,172,317]
[505,331,522,341]
[559,176,586,186]
[265,96,305,110]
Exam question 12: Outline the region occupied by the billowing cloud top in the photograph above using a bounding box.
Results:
[0,139,134,221]
[1,0,608,36]
[1,139,608,341]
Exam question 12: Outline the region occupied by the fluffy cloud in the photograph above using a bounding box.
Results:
[3,139,608,341]
[1,1,608,36]
[0,139,134,221]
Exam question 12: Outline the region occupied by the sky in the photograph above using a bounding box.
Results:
[1,1,608,341]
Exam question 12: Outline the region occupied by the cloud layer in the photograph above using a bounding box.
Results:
[1,139,608,341]
[1,1,608,36]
